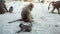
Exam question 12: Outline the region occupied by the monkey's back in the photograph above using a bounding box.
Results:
[21,7,31,22]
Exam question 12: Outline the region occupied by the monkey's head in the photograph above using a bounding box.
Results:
[19,23,32,32]
[8,6,13,13]
[27,3,33,11]
[10,6,13,9]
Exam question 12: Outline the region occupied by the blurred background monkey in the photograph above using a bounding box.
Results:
[0,0,8,14]
[48,1,60,14]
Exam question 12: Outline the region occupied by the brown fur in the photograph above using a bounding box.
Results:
[0,0,8,14]
[21,3,33,22]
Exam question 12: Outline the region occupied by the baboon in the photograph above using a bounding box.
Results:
[9,3,34,23]
[48,1,60,14]
[17,22,32,33]
[0,0,8,14]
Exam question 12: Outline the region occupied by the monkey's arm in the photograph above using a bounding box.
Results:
[4,4,8,12]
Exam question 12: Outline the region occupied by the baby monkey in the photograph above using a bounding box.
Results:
[17,22,32,33]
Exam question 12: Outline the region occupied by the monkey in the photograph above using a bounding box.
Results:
[48,1,60,14]
[17,22,32,33]
[8,6,13,13]
[0,0,8,14]
[8,3,34,23]
[21,3,33,22]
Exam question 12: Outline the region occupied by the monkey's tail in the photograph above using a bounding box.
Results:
[48,2,53,10]
[8,19,23,24]
[17,30,22,33]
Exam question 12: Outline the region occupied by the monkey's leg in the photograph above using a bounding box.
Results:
[57,8,60,14]
[51,7,55,13]
[30,12,33,19]
[29,12,33,23]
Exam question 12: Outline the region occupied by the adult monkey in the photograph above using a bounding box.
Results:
[0,0,8,14]
[21,3,33,22]
[9,3,34,23]
[48,1,60,14]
